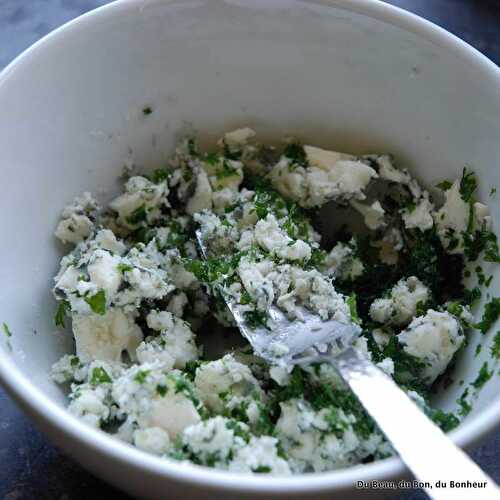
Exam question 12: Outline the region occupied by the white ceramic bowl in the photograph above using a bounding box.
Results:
[1,1,499,498]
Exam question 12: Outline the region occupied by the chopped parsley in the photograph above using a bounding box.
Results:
[142,106,153,115]
[54,300,70,328]
[151,168,170,183]
[459,167,477,202]
[215,160,238,180]
[244,310,269,329]
[134,370,151,384]
[117,263,133,274]
[156,384,168,397]
[283,142,308,168]
[347,294,361,325]
[240,290,252,305]
[464,286,481,305]
[84,290,107,315]
[429,408,460,432]
[90,367,112,385]
[474,297,500,333]
[436,180,452,191]
[472,362,493,390]
[125,204,147,225]
[463,227,500,263]
[253,466,272,473]
[491,331,500,358]
[457,388,472,417]
[187,137,198,156]
[2,322,12,338]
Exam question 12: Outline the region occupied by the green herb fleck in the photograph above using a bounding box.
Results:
[151,168,170,183]
[472,362,493,390]
[117,263,133,274]
[142,106,153,115]
[347,294,361,325]
[430,408,460,432]
[491,332,500,358]
[474,344,482,357]
[125,205,147,225]
[187,138,198,157]
[240,290,252,305]
[204,151,219,165]
[54,300,70,328]
[134,370,150,384]
[415,301,428,317]
[2,322,12,338]
[459,167,477,202]
[436,180,453,191]
[90,367,112,386]
[183,360,204,381]
[244,310,269,329]
[156,384,168,397]
[309,248,327,269]
[474,297,500,333]
[464,287,481,305]
[283,142,308,168]
[253,466,271,473]
[84,290,107,315]
[457,388,472,417]
[215,160,238,180]
[70,356,81,367]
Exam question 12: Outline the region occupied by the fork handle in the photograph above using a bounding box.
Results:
[329,347,499,499]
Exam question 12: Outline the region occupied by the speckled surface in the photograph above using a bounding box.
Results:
[0,1,499,499]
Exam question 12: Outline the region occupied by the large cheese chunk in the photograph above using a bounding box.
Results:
[370,276,429,327]
[269,146,377,208]
[73,308,143,363]
[398,310,464,384]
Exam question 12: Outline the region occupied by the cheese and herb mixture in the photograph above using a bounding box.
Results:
[51,128,500,474]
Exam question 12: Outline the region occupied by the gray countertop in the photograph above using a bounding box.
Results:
[1,1,499,499]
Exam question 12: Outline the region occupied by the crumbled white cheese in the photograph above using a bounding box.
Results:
[434,180,469,254]
[218,128,256,150]
[51,130,492,474]
[195,354,262,412]
[72,308,143,363]
[401,196,434,231]
[351,200,386,230]
[68,383,110,428]
[272,265,351,322]
[186,169,213,215]
[112,365,201,439]
[376,357,395,376]
[269,146,377,208]
[181,416,247,467]
[55,192,99,245]
[275,398,380,472]
[370,277,429,327]
[254,214,311,262]
[50,354,88,384]
[375,155,411,184]
[372,228,403,265]
[324,240,364,280]
[229,436,291,474]
[372,328,392,348]
[87,250,122,299]
[133,427,170,455]
[398,310,464,384]
[136,311,198,370]
[109,176,169,228]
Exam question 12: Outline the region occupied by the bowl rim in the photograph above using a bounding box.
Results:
[1,0,500,494]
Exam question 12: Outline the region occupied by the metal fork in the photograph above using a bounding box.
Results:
[196,230,499,498]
